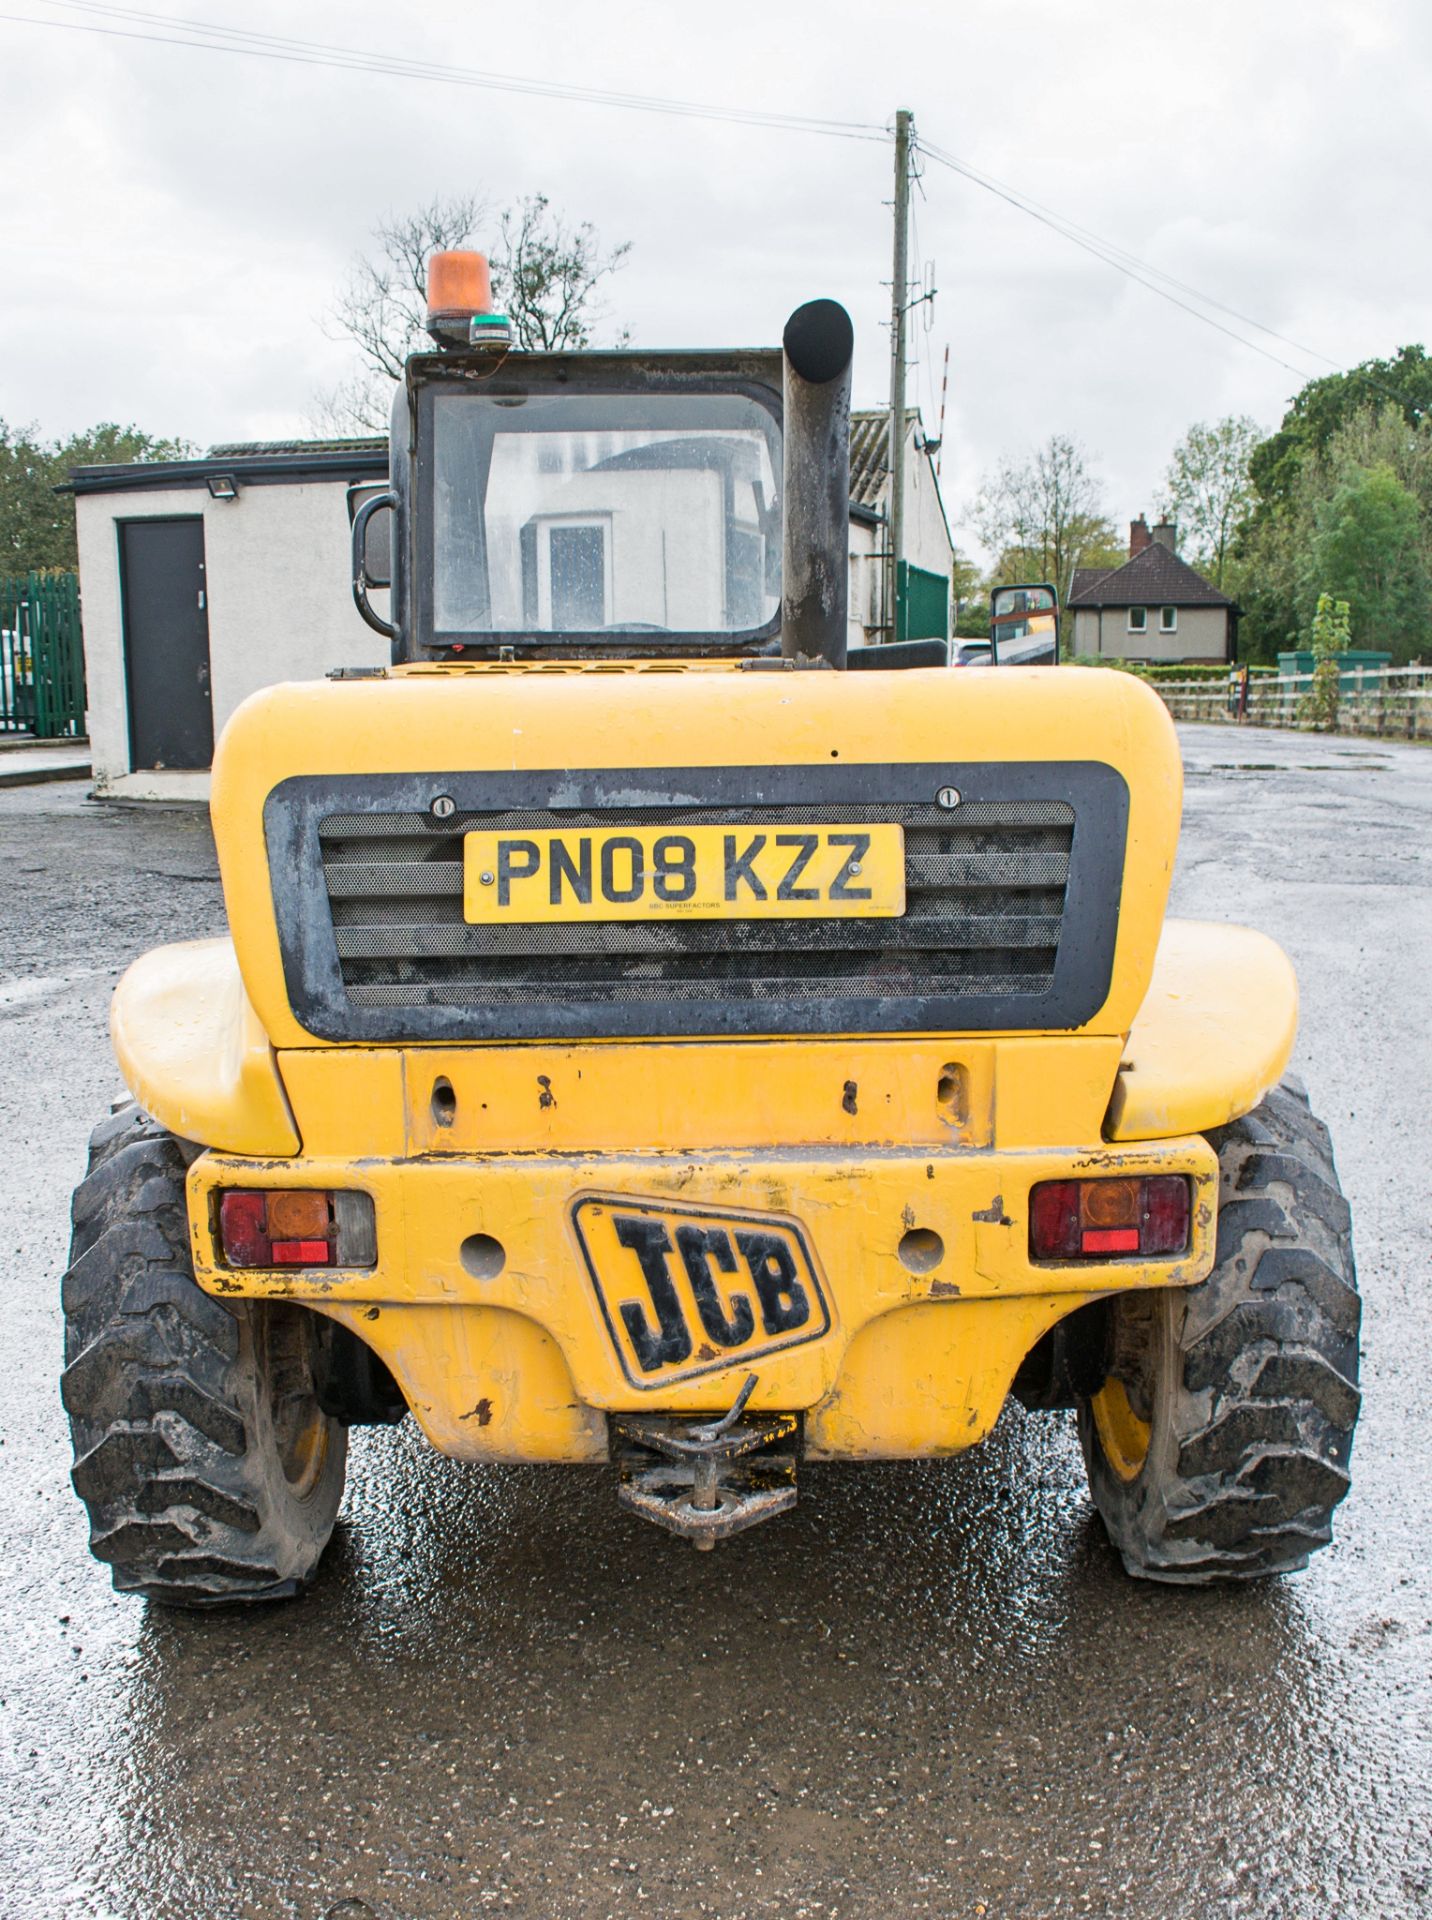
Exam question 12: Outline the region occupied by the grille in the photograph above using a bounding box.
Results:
[317,799,1075,1014]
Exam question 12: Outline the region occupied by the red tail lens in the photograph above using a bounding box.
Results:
[1082,1226,1140,1254]
[1141,1174,1192,1254]
[219,1190,270,1267]
[218,1190,339,1268]
[1030,1181,1081,1259]
[1029,1176,1192,1261]
[271,1238,333,1266]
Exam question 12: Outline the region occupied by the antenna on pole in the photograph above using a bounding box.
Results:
[936,341,949,478]
[886,106,913,645]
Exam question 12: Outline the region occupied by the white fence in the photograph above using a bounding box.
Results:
[1150,664,1432,740]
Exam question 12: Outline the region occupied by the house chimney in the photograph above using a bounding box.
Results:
[1129,515,1151,557]
[1152,519,1177,551]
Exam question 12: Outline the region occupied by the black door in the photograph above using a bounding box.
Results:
[120,517,214,770]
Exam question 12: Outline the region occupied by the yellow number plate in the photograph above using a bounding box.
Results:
[463,822,905,924]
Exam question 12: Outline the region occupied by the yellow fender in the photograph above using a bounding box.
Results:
[111,938,299,1155]
[1106,918,1298,1141]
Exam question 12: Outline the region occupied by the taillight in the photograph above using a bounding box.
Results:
[218,1190,272,1266]
[1029,1175,1190,1261]
[217,1190,376,1269]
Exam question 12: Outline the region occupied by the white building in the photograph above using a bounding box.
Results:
[847,408,955,653]
[71,410,953,800]
[71,440,389,800]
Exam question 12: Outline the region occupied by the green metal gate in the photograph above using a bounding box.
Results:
[0,572,86,738]
[895,561,950,644]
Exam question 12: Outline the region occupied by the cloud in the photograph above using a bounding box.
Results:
[0,0,1427,542]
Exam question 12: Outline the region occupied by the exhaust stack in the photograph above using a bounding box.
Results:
[781,299,853,669]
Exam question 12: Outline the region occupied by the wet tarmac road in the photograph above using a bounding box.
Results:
[1,723,1429,1920]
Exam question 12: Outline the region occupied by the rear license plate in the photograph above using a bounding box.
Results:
[464,822,904,924]
[571,1195,832,1388]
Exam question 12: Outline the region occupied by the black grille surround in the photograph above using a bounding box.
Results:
[264,763,1128,1041]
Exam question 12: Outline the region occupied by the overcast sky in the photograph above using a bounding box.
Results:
[1,0,1426,551]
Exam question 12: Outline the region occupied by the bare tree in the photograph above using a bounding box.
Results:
[497,195,631,352]
[1158,415,1260,588]
[973,435,1119,603]
[314,192,631,434]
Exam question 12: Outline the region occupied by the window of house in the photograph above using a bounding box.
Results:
[1160,606,1178,633]
[1127,606,1148,632]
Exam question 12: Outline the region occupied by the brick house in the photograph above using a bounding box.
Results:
[1068,516,1237,664]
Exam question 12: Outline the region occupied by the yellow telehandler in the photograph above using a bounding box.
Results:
[62,255,1358,1604]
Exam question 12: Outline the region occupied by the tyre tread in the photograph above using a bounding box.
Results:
[1083,1077,1360,1584]
[61,1105,345,1607]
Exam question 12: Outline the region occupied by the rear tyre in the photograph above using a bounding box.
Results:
[62,1103,348,1607]
[1078,1078,1360,1583]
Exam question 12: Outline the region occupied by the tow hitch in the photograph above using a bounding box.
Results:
[611,1375,798,1550]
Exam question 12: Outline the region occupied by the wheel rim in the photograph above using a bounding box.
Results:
[1091,1375,1152,1482]
[1090,1291,1158,1483]
[258,1306,330,1499]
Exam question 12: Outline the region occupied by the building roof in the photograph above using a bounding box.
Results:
[66,439,389,495]
[1071,566,1114,600]
[849,410,893,510]
[208,437,386,458]
[67,422,944,529]
[1066,541,1233,609]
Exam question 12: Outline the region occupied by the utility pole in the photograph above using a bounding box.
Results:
[886,107,913,643]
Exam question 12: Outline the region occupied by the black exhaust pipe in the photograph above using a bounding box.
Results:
[781,299,854,669]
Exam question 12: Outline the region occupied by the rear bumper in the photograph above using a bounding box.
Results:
[188,1136,1217,1463]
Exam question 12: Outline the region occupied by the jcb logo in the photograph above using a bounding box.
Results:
[572,1196,832,1388]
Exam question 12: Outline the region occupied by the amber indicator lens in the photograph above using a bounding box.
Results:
[1029,1175,1191,1261]
[266,1189,332,1239]
[1080,1178,1139,1228]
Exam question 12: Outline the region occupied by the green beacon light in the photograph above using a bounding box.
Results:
[467,309,514,351]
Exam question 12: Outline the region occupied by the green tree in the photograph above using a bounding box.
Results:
[0,420,191,573]
[950,547,989,637]
[1301,592,1352,730]
[1310,590,1351,657]
[1158,415,1259,588]
[1233,381,1432,662]
[1248,344,1432,514]
[1305,461,1429,659]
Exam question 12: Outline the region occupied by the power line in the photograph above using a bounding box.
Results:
[2,0,888,141]
[915,135,1317,383]
[917,133,1425,419]
[918,135,1339,372]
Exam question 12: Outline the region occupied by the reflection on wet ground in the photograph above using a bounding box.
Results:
[2,724,1430,1918]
